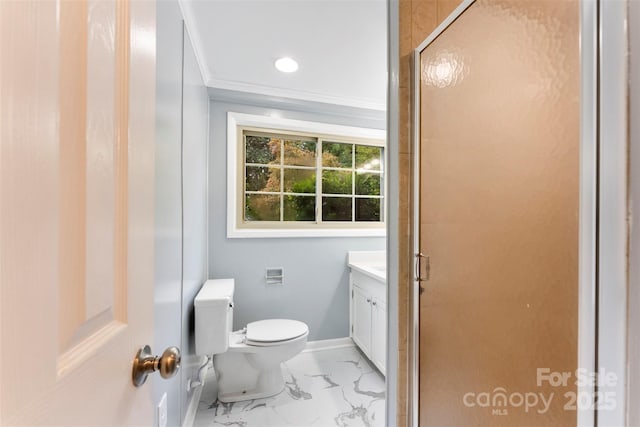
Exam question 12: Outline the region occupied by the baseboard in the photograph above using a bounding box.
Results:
[181,366,208,427]
[303,337,354,353]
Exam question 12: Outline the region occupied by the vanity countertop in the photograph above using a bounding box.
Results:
[347,251,386,282]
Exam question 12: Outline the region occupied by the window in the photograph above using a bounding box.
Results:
[227,112,386,238]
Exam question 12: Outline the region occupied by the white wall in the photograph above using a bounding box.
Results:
[208,91,386,341]
[154,2,183,425]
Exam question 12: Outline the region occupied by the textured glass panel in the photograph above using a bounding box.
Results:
[322,142,352,168]
[355,145,382,171]
[283,168,315,193]
[245,135,279,164]
[322,197,352,221]
[355,172,381,196]
[284,196,316,221]
[284,139,316,166]
[355,198,381,222]
[322,170,352,194]
[245,194,280,221]
[417,1,580,425]
[245,166,280,192]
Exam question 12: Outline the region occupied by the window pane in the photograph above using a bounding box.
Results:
[322,142,352,168]
[246,166,280,192]
[245,194,280,221]
[355,145,382,171]
[355,198,381,222]
[355,172,381,196]
[284,139,316,167]
[322,197,352,221]
[356,173,382,196]
[283,168,315,193]
[246,135,280,164]
[322,170,352,194]
[284,195,316,221]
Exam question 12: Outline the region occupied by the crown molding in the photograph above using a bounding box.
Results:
[178,0,212,84]
[206,78,386,112]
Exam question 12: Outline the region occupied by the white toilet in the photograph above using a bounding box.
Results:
[195,279,309,403]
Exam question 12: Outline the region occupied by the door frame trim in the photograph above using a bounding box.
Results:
[627,1,640,424]
[596,0,629,425]
[577,2,598,427]
[410,1,599,426]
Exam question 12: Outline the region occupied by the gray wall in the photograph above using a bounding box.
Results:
[155,4,208,426]
[208,91,386,341]
[180,26,209,421]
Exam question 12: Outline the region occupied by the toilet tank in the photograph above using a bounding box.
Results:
[195,279,234,355]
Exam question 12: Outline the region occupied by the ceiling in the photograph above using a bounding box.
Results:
[180,0,388,111]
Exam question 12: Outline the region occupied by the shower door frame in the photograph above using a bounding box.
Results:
[629,2,640,424]
[409,0,629,425]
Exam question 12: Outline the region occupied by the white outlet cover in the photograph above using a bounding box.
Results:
[157,393,168,427]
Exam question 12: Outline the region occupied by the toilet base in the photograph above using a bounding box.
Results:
[214,352,286,403]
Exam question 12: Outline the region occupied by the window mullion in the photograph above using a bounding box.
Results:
[280,138,284,222]
[316,138,322,225]
[381,147,385,221]
[352,143,356,223]
[242,134,247,223]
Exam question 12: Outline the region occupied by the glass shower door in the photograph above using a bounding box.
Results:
[416,1,581,425]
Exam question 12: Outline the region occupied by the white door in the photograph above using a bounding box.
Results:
[371,299,386,375]
[352,285,372,356]
[0,0,157,425]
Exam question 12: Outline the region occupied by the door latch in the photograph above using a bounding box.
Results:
[415,252,430,282]
[131,345,181,387]
[415,252,429,295]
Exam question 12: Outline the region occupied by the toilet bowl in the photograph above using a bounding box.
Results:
[195,279,309,403]
[214,319,308,402]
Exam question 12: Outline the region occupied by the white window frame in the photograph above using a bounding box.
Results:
[227,112,387,238]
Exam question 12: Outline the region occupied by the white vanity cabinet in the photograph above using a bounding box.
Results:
[349,269,386,375]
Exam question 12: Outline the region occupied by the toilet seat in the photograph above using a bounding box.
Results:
[245,319,308,347]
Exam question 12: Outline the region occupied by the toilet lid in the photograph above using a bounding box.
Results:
[245,319,308,343]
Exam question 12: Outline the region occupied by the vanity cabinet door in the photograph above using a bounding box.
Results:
[352,284,372,356]
[371,298,386,375]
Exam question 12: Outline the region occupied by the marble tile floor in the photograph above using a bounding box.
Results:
[194,345,385,427]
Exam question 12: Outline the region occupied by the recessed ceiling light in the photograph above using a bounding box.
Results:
[275,57,298,73]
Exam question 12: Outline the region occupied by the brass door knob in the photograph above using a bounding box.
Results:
[131,345,181,387]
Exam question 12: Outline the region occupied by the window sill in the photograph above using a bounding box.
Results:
[227,227,386,239]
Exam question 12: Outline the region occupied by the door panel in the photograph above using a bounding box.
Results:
[58,0,121,359]
[353,285,372,355]
[417,1,580,425]
[372,299,387,375]
[0,0,156,424]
